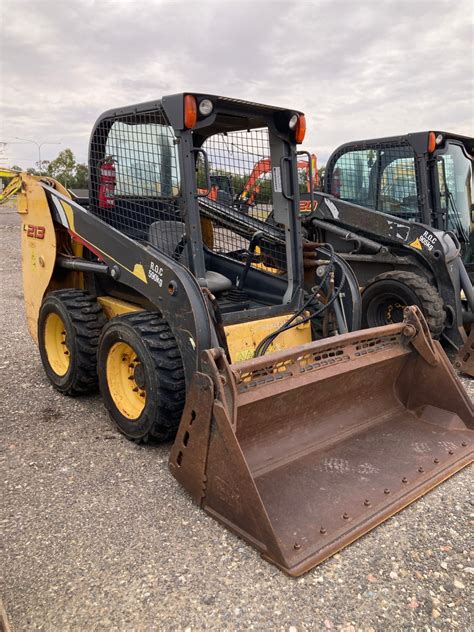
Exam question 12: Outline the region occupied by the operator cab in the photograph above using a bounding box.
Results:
[88,94,309,322]
[324,132,473,272]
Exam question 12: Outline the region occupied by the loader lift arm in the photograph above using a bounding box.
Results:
[303,191,473,348]
[0,168,21,204]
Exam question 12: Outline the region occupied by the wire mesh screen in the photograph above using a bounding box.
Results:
[89,115,287,276]
[197,129,287,274]
[200,128,273,218]
[89,108,183,251]
[327,143,422,222]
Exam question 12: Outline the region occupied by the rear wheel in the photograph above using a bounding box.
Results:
[38,289,106,394]
[97,312,186,442]
[362,271,445,337]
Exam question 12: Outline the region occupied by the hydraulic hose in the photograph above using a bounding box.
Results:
[254,244,347,357]
[311,218,388,254]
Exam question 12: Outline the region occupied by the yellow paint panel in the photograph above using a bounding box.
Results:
[225,313,311,363]
[201,217,214,248]
[132,263,148,283]
[18,175,58,341]
[97,296,144,320]
[60,200,75,232]
[252,246,281,275]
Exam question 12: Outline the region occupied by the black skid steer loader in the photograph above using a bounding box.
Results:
[14,93,473,576]
[301,190,474,349]
[316,131,473,349]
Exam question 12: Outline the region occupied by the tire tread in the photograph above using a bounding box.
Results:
[44,289,106,394]
[364,271,445,337]
[106,312,186,441]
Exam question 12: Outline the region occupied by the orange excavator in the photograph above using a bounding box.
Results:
[237,154,318,210]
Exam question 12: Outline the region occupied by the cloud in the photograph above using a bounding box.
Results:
[1,0,472,167]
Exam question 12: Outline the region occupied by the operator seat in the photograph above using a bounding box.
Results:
[148,220,232,294]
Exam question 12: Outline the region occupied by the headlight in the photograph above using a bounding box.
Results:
[199,99,214,116]
[289,114,298,130]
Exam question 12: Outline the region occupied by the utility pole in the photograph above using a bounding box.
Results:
[15,138,61,175]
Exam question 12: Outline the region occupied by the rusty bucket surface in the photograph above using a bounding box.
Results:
[169,307,473,576]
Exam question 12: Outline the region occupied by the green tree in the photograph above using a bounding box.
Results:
[74,163,89,188]
[47,149,76,188]
[37,160,50,174]
[317,166,326,187]
[44,149,89,189]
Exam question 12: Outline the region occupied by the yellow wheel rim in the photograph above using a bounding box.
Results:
[106,341,146,420]
[44,313,70,376]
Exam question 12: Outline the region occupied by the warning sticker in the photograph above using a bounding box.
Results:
[409,238,423,250]
[272,167,282,193]
[410,230,438,252]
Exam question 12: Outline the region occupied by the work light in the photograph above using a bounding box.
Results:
[199,99,214,116]
[289,114,298,130]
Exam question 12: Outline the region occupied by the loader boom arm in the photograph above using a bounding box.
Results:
[307,192,472,340]
[0,168,22,204]
[16,175,213,384]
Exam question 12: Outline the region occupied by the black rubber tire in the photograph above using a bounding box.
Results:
[362,271,445,337]
[97,312,186,442]
[38,289,106,395]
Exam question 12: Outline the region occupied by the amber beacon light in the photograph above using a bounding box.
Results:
[294,114,306,144]
[184,95,198,129]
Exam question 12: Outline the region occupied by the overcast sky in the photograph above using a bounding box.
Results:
[1,0,473,169]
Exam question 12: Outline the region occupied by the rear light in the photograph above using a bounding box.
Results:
[428,131,436,153]
[295,115,306,144]
[184,95,197,129]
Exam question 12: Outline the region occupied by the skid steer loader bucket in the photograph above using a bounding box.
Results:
[170,307,473,576]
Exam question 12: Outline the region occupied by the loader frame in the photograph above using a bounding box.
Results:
[19,94,334,382]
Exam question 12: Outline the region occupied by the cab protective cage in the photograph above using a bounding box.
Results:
[323,131,473,273]
[51,94,314,385]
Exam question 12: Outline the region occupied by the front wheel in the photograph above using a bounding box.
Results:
[362,271,445,337]
[97,312,186,442]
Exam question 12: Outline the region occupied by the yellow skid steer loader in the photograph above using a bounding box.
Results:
[13,93,473,575]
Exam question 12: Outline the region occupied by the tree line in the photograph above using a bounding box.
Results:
[10,149,326,195]
[11,149,88,189]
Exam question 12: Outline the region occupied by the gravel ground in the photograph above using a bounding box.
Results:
[1,206,472,631]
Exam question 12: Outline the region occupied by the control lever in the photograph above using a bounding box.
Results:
[238,231,265,290]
